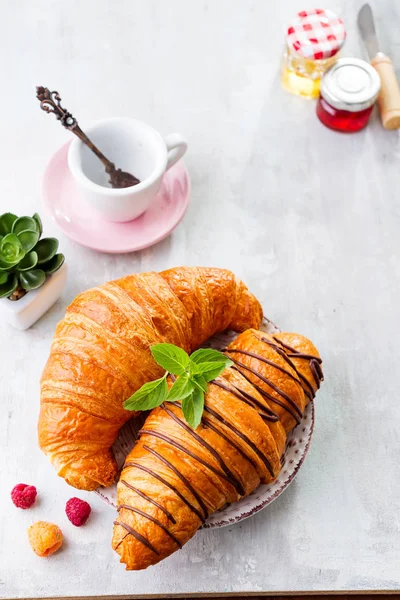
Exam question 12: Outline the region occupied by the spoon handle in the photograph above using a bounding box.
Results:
[36,86,115,172]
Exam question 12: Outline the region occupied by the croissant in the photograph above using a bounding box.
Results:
[38,267,263,491]
[112,328,323,570]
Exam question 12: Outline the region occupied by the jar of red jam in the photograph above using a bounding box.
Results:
[317,58,381,132]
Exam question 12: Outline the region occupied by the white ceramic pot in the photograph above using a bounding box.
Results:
[68,118,187,223]
[0,263,67,330]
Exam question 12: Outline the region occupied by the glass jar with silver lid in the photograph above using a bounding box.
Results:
[316,57,381,132]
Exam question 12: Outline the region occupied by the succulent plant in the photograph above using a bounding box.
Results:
[0,212,65,299]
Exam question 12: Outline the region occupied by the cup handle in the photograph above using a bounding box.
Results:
[165,133,188,170]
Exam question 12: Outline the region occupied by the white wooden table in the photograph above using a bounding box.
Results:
[1,0,400,597]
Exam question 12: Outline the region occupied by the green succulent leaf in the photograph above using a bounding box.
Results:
[16,251,38,271]
[12,216,39,236]
[151,343,190,375]
[0,273,18,298]
[41,253,65,274]
[17,229,40,253]
[123,374,168,411]
[32,213,43,237]
[181,388,204,430]
[0,213,18,236]
[0,234,25,265]
[0,259,16,270]
[0,213,62,297]
[35,237,59,264]
[166,374,195,401]
[19,269,46,291]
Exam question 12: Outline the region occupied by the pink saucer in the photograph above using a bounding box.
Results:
[43,142,190,253]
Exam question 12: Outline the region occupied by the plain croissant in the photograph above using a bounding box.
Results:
[112,328,323,570]
[38,267,263,490]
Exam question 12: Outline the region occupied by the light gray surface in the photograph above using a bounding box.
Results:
[1,0,400,597]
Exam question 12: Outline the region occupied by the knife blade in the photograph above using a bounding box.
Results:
[357,3,400,130]
[357,3,379,60]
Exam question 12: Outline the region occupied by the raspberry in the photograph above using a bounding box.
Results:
[28,521,63,557]
[65,497,91,526]
[11,483,37,509]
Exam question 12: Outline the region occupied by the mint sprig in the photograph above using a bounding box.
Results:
[123,344,233,429]
[151,343,189,375]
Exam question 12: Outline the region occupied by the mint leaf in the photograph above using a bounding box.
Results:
[151,343,190,375]
[192,373,208,393]
[124,344,232,428]
[190,348,230,365]
[192,359,233,375]
[124,375,168,411]
[191,350,233,381]
[182,388,204,430]
[167,374,195,401]
[190,348,232,381]
[200,360,233,382]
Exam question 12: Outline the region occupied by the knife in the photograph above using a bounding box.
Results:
[357,3,400,130]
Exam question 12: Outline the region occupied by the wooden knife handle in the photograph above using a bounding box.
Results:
[371,54,400,130]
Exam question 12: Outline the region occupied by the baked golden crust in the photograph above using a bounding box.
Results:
[160,267,263,348]
[113,329,323,570]
[38,268,263,490]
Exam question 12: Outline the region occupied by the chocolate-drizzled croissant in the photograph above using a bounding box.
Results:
[112,329,323,570]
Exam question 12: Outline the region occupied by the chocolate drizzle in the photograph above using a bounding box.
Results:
[228,356,303,420]
[272,336,324,390]
[143,443,209,519]
[272,337,321,362]
[113,520,160,555]
[225,348,304,388]
[309,359,323,389]
[124,461,205,523]
[139,427,244,495]
[202,400,275,478]
[120,479,176,523]
[201,416,259,469]
[231,366,301,424]
[211,379,279,422]
[117,504,182,548]
[260,337,315,400]
[167,398,274,477]
[159,405,246,496]
[287,351,322,362]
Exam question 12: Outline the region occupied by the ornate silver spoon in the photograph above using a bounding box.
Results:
[36,87,140,189]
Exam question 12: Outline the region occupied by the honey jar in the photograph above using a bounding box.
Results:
[281,8,346,99]
[316,58,381,132]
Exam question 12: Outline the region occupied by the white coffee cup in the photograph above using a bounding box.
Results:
[68,117,187,222]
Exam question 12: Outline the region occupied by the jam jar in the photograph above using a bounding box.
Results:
[317,58,381,132]
[281,8,346,99]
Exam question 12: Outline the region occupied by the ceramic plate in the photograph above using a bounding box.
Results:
[95,317,315,527]
[43,142,190,254]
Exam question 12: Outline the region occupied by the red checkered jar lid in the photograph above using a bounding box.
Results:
[286,8,346,60]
